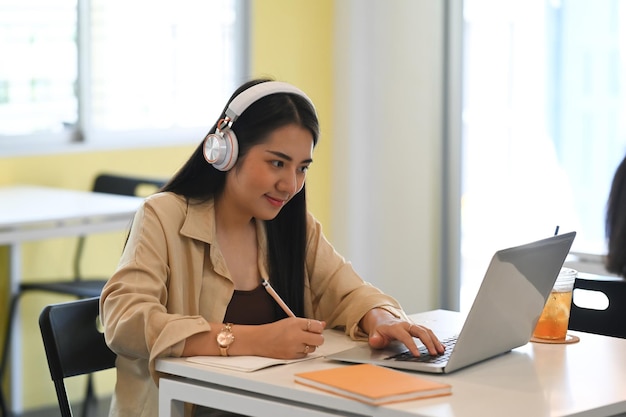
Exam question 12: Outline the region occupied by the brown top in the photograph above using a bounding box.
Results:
[223,284,285,324]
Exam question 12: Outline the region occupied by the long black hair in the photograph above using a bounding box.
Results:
[605,154,626,277]
[162,79,320,316]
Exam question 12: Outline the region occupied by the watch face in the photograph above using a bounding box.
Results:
[217,330,234,347]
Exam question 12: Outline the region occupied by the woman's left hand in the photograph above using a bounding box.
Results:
[361,308,445,357]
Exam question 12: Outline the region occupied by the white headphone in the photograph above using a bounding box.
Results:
[203,81,316,171]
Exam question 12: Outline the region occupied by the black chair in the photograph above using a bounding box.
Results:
[39,297,117,417]
[569,272,626,339]
[0,173,165,417]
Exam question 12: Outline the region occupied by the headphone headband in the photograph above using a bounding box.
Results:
[204,81,315,172]
[225,81,316,121]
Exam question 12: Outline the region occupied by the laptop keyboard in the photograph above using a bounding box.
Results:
[384,336,457,364]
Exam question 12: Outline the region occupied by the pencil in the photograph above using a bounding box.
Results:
[262,279,296,318]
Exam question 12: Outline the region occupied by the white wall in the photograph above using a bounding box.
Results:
[332,0,446,313]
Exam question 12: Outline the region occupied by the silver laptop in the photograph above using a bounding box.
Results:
[327,231,576,374]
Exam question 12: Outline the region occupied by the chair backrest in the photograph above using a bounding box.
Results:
[92,173,167,197]
[39,297,117,417]
[569,273,626,339]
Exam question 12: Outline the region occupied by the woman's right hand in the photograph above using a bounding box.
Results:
[254,317,326,359]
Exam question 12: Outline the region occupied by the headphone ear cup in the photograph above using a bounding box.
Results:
[203,128,239,171]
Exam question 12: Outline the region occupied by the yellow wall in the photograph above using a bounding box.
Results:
[0,0,334,412]
[250,0,333,230]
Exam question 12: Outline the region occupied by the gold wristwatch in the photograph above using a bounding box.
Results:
[217,323,235,356]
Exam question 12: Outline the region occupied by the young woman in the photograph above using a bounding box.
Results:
[605,154,626,277]
[100,79,444,416]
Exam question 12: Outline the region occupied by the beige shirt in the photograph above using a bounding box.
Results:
[100,192,403,417]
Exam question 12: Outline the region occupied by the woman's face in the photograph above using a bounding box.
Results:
[224,123,314,221]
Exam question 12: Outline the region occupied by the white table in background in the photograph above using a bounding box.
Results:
[0,185,143,413]
[157,310,626,417]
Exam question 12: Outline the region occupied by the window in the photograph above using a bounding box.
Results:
[0,0,247,152]
[460,0,626,311]
[0,0,77,138]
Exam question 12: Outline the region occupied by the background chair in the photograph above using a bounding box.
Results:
[0,173,165,417]
[39,297,117,417]
[569,272,626,339]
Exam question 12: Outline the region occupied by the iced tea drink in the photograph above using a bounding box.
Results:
[532,268,577,340]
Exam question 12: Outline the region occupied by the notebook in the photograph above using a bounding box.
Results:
[327,231,576,374]
[294,363,452,405]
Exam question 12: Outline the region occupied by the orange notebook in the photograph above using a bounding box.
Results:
[294,363,451,406]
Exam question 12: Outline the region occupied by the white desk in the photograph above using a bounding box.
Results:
[156,310,626,417]
[0,185,143,413]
